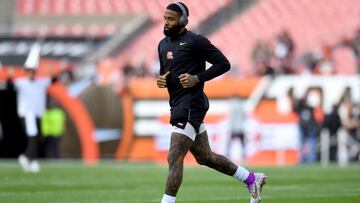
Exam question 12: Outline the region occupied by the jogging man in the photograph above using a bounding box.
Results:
[157,2,267,203]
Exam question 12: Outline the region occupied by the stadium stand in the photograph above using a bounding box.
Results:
[16,0,231,23]
[11,0,233,62]
[14,0,155,37]
[11,14,137,37]
[7,0,360,74]
[0,0,16,34]
[209,0,360,75]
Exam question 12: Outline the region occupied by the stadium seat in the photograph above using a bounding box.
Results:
[333,47,357,75]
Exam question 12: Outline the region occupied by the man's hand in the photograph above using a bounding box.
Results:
[157,71,170,88]
[178,73,200,88]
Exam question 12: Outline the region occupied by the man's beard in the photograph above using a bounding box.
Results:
[163,24,182,37]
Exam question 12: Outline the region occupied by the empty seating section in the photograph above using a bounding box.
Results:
[15,0,231,41]
[209,0,360,75]
[16,0,230,21]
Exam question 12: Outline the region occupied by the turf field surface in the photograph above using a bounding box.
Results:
[0,161,359,203]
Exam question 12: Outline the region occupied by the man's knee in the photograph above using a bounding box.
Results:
[194,153,212,165]
[167,151,183,166]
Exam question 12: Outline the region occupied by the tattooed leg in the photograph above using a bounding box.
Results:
[164,132,193,196]
[190,131,237,176]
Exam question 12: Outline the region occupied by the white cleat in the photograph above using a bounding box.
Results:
[29,160,41,173]
[247,173,267,203]
[18,154,30,172]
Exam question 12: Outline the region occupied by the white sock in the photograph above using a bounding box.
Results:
[232,166,250,182]
[161,194,176,203]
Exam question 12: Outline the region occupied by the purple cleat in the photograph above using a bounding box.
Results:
[247,172,267,203]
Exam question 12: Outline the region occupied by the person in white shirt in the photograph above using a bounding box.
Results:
[7,67,54,173]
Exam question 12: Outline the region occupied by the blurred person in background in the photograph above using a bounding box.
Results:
[251,40,275,76]
[340,28,360,75]
[274,30,296,74]
[323,104,342,161]
[40,98,66,159]
[299,51,319,74]
[293,88,323,163]
[277,87,295,115]
[314,44,335,75]
[338,87,360,161]
[349,29,360,75]
[228,98,247,162]
[352,104,360,162]
[299,43,335,75]
[120,60,136,94]
[6,66,56,173]
[0,122,3,142]
[157,2,267,203]
[0,62,3,140]
[353,29,360,75]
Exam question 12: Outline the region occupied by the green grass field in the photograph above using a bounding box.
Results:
[0,161,359,203]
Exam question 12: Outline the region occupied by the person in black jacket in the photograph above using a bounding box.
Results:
[157,2,267,203]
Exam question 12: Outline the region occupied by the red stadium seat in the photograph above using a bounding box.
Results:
[333,47,357,75]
